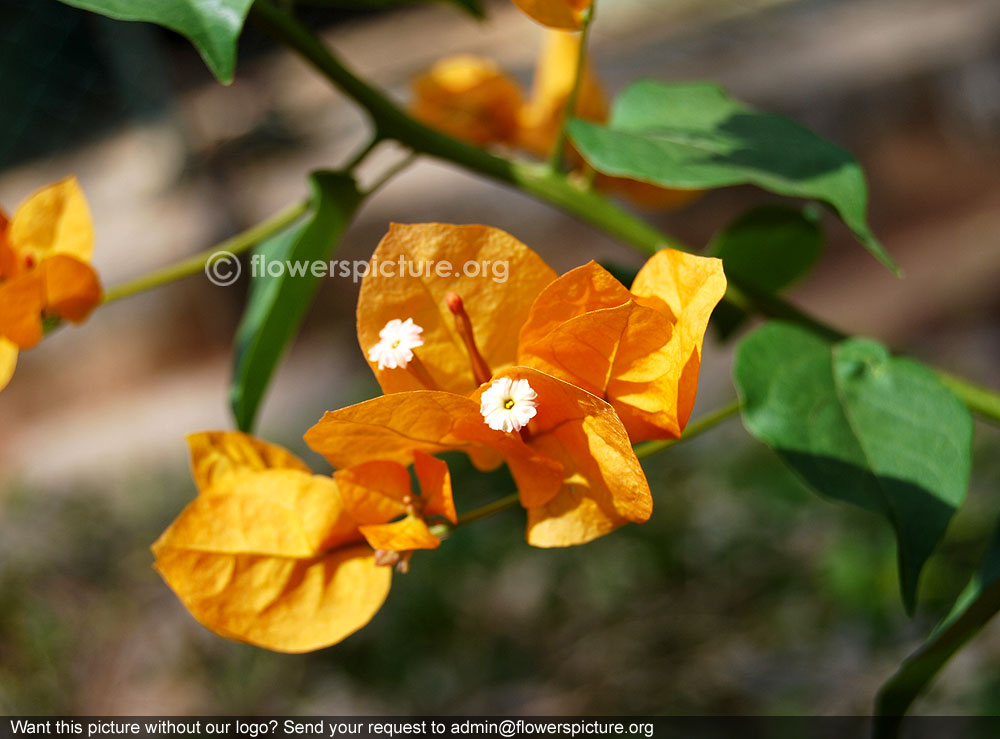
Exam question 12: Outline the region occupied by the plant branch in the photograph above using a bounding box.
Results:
[248,0,1000,424]
[248,0,690,253]
[935,372,1000,427]
[342,134,382,172]
[364,152,419,196]
[102,198,310,305]
[634,400,742,460]
[455,492,521,527]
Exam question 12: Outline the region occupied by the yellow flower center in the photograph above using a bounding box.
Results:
[503,398,516,410]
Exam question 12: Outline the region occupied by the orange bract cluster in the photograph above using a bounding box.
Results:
[158,223,725,652]
[153,432,457,652]
[0,177,102,392]
[410,31,703,211]
[312,223,726,547]
[512,0,593,31]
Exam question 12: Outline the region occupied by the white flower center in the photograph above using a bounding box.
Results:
[368,318,424,370]
[480,377,538,433]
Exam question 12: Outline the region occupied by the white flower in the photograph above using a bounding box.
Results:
[480,377,538,433]
[368,318,424,370]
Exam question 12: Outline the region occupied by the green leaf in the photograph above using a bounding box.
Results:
[874,520,1000,733]
[568,81,897,273]
[230,171,362,432]
[710,204,823,293]
[294,0,485,17]
[733,322,973,613]
[56,0,254,83]
[709,204,823,339]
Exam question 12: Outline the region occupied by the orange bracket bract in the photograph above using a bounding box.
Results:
[0,177,102,392]
[153,431,391,653]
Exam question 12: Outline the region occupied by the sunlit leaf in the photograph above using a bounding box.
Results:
[734,323,973,613]
[568,81,896,272]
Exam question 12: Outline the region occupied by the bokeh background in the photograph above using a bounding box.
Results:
[2,0,1000,715]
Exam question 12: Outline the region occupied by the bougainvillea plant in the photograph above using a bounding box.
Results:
[11,0,1000,731]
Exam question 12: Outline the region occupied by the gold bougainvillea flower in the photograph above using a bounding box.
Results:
[517,30,606,159]
[511,0,592,30]
[334,451,458,570]
[594,174,705,211]
[356,223,557,396]
[356,223,725,442]
[474,367,652,546]
[336,222,721,544]
[0,177,102,392]
[518,253,728,440]
[0,339,16,392]
[519,31,704,210]
[410,55,524,147]
[305,368,651,547]
[154,432,457,652]
[410,31,702,211]
[305,389,565,509]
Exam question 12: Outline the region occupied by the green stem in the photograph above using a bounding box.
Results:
[248,0,1000,425]
[364,153,418,196]
[250,0,682,248]
[101,198,309,305]
[935,371,1000,427]
[342,134,382,172]
[548,3,595,172]
[456,492,521,527]
[634,400,742,460]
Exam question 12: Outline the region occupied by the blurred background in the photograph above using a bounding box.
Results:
[1,0,1000,716]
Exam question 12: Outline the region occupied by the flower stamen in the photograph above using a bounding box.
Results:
[446,292,492,386]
